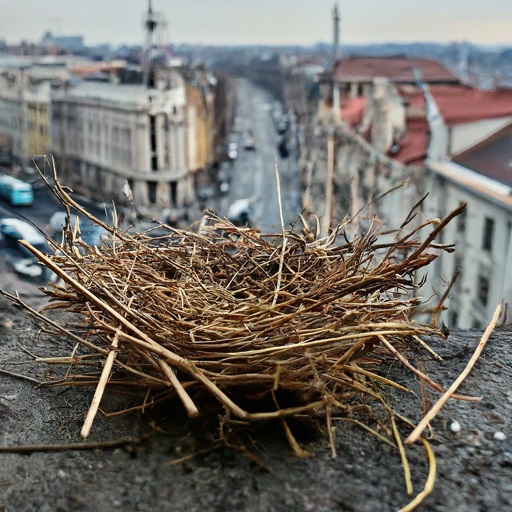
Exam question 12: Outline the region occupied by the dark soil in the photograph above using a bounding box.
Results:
[0,293,511,512]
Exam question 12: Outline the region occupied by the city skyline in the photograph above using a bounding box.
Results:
[1,0,512,48]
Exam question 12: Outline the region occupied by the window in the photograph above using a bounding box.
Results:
[482,217,494,252]
[457,203,467,232]
[448,310,459,328]
[150,115,158,171]
[477,275,490,306]
[147,181,157,204]
[170,181,177,207]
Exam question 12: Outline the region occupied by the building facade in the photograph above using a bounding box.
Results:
[51,70,192,209]
[307,55,512,328]
[426,159,512,328]
[0,68,52,162]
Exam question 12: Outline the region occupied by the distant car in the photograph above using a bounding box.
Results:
[227,198,253,227]
[0,218,48,255]
[0,218,49,279]
[243,136,256,150]
[219,181,230,195]
[0,174,34,206]
[217,168,230,195]
[277,119,289,135]
[277,138,289,158]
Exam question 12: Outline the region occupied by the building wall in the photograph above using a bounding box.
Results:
[312,73,512,329]
[186,82,215,173]
[449,116,512,155]
[52,82,191,209]
[0,69,52,162]
[307,121,427,241]
[425,167,512,328]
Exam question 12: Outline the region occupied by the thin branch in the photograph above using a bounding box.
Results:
[0,437,143,454]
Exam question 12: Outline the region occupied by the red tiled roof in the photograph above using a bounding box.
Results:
[452,123,512,186]
[341,97,366,127]
[399,84,512,126]
[334,56,458,84]
[388,117,429,166]
[428,86,512,126]
[398,85,426,110]
[71,63,124,76]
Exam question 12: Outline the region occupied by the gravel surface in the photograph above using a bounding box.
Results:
[0,293,511,512]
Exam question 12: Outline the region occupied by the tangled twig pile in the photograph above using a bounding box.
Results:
[2,169,472,510]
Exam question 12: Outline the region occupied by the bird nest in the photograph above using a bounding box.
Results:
[3,168,470,510]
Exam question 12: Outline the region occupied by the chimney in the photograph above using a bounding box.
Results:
[370,78,393,153]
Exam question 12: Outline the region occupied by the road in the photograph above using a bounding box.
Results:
[0,182,108,293]
[216,78,302,233]
[1,78,303,291]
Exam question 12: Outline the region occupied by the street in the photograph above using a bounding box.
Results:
[0,78,304,293]
[0,180,105,296]
[215,78,302,232]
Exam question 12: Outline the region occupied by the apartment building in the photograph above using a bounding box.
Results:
[422,121,512,327]
[311,55,512,327]
[0,67,53,162]
[51,70,192,208]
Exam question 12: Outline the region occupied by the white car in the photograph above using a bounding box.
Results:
[0,218,48,254]
[13,258,43,278]
[243,136,256,150]
[227,198,253,226]
[0,218,49,279]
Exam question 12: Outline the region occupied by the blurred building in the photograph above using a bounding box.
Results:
[0,2,220,211]
[0,66,55,163]
[427,126,512,328]
[308,53,512,327]
[40,32,85,55]
[185,69,215,173]
[51,68,192,208]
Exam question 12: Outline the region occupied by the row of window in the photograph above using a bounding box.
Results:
[457,205,495,252]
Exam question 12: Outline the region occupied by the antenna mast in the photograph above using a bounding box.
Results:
[143,0,158,88]
[332,3,340,70]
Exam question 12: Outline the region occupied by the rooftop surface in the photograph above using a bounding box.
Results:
[429,85,512,126]
[452,122,512,186]
[334,56,458,84]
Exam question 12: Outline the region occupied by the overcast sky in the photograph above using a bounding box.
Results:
[1,0,511,47]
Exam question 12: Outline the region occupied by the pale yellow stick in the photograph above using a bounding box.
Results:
[271,161,286,309]
[391,415,413,495]
[81,328,121,438]
[406,303,501,444]
[159,360,199,418]
[399,438,436,512]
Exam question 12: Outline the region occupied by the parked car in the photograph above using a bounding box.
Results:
[276,118,290,135]
[277,137,290,159]
[49,212,106,247]
[227,198,253,227]
[0,218,49,279]
[0,174,34,206]
[243,136,256,150]
[217,169,230,196]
